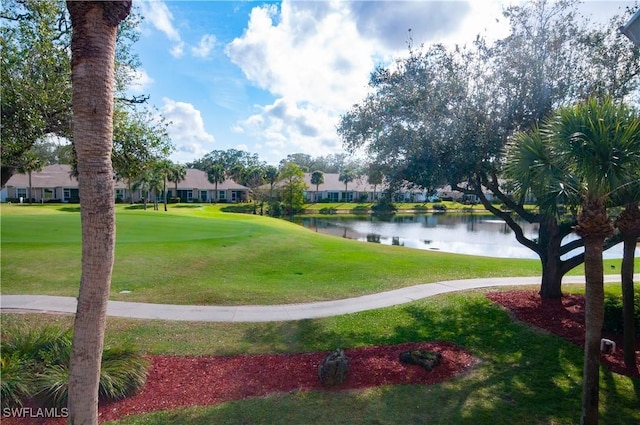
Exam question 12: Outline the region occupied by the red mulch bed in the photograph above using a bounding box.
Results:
[486,289,640,378]
[8,341,474,425]
[7,290,639,424]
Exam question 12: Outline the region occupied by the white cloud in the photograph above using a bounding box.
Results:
[159,98,215,162]
[128,68,154,94]
[138,1,184,57]
[224,0,495,163]
[191,34,217,58]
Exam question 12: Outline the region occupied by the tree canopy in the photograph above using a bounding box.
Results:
[1,0,143,186]
[338,0,640,297]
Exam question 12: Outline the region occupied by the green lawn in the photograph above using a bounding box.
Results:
[0,203,574,305]
[3,285,638,425]
[1,204,638,424]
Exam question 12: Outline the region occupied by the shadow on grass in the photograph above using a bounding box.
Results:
[233,294,638,425]
[58,206,81,212]
[103,294,640,425]
[172,204,203,209]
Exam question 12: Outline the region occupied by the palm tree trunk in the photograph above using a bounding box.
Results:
[580,237,606,425]
[128,178,133,204]
[163,178,168,211]
[616,203,639,371]
[28,171,33,205]
[621,234,637,370]
[576,197,614,425]
[66,2,130,424]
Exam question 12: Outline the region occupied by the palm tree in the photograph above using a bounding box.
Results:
[611,183,640,370]
[167,162,187,201]
[265,165,278,200]
[155,159,173,211]
[366,165,384,202]
[339,168,356,202]
[547,97,640,425]
[504,126,583,299]
[18,150,43,205]
[310,170,324,202]
[207,163,225,203]
[65,1,131,423]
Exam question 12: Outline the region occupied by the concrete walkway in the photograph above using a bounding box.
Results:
[1,275,635,323]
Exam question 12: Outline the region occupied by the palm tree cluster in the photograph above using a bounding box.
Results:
[505,97,640,425]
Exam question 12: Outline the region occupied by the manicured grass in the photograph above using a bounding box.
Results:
[2,204,632,305]
[3,285,636,424]
[0,203,557,305]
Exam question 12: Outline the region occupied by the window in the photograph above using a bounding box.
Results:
[63,188,79,202]
[43,188,55,199]
[16,188,27,199]
[200,191,207,201]
[186,190,193,202]
[218,190,226,200]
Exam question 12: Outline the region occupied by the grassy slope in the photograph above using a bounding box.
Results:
[0,203,571,305]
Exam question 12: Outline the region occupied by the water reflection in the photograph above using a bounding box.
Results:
[294,214,632,259]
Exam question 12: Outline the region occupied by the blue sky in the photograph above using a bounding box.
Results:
[129,0,633,166]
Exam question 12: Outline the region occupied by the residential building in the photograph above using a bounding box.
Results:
[1,164,249,203]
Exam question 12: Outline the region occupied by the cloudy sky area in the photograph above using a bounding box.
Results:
[130,0,634,165]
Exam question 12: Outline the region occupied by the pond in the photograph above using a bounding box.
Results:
[293,214,634,260]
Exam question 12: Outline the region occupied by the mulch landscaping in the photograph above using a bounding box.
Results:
[7,289,639,424]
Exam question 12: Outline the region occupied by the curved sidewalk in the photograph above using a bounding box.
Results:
[0,275,634,323]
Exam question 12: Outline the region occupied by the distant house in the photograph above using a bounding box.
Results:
[2,164,249,203]
[300,173,431,203]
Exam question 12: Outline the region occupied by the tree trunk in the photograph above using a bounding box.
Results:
[580,238,606,425]
[615,203,639,371]
[576,197,613,425]
[538,219,564,298]
[128,178,133,204]
[620,234,637,370]
[163,179,168,211]
[66,2,130,424]
[28,171,33,205]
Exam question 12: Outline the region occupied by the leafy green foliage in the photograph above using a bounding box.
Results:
[0,0,143,186]
[603,292,640,336]
[0,324,148,409]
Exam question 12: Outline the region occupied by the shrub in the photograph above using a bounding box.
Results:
[413,204,428,212]
[372,198,397,213]
[432,203,447,212]
[1,354,32,408]
[221,204,255,214]
[169,197,181,203]
[1,324,148,409]
[268,201,283,217]
[602,293,640,336]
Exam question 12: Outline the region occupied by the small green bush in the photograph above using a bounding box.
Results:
[432,203,447,211]
[221,204,255,214]
[602,293,640,336]
[319,207,337,214]
[268,201,283,217]
[413,204,428,212]
[372,198,397,213]
[1,324,148,409]
[1,354,32,408]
